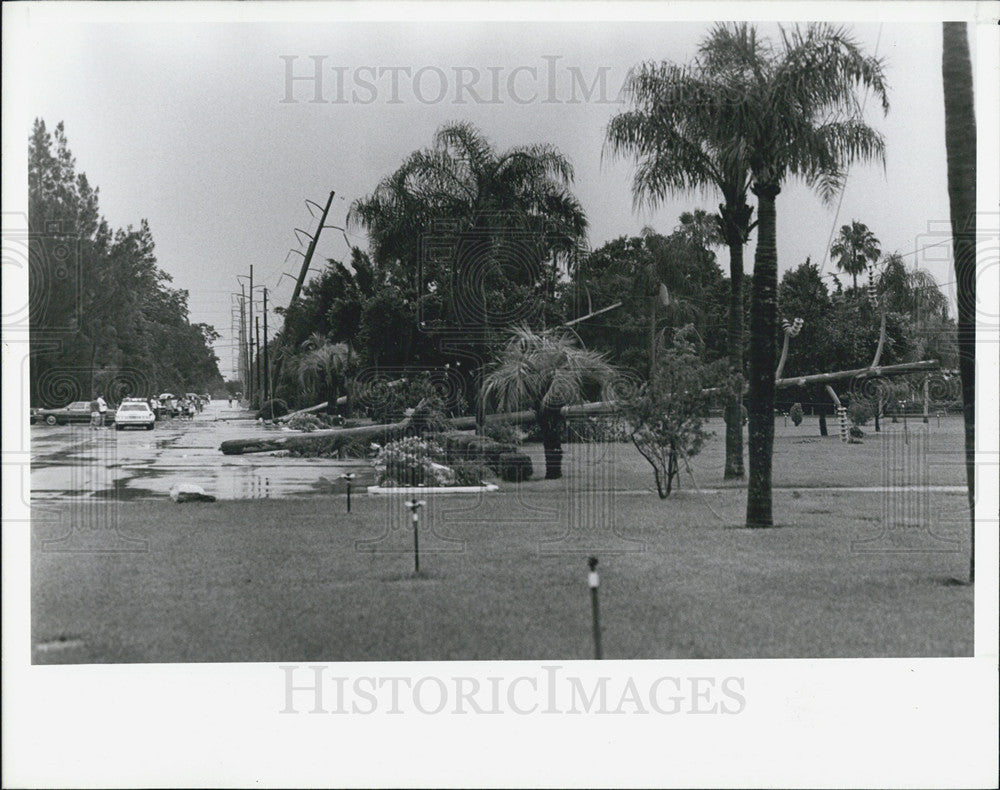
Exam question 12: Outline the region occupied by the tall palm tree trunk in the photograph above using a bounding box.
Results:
[746,183,780,527]
[724,225,746,479]
[942,21,976,582]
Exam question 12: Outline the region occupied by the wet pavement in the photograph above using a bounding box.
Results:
[30,401,375,502]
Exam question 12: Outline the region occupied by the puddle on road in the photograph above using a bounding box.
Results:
[31,416,378,502]
[61,463,380,502]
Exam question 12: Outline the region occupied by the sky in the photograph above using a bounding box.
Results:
[4,3,991,378]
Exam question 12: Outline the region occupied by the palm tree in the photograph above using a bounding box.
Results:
[699,22,889,528]
[480,327,617,479]
[350,121,587,300]
[605,60,754,480]
[295,333,349,415]
[831,220,882,289]
[942,21,976,583]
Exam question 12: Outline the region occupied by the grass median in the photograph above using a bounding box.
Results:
[32,480,972,663]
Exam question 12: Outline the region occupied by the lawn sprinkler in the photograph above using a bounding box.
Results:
[588,556,602,660]
[341,473,356,513]
[405,499,426,575]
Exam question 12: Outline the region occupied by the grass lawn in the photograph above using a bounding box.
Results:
[33,413,973,662]
[559,411,968,491]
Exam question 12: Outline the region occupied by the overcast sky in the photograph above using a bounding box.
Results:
[5,3,989,378]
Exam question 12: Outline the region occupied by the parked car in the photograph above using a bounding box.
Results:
[122,397,159,420]
[155,396,180,418]
[115,401,156,430]
[31,400,115,426]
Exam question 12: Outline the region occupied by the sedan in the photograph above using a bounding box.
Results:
[115,401,156,430]
[32,401,115,426]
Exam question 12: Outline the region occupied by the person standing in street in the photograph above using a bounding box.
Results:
[90,396,100,429]
[96,394,108,428]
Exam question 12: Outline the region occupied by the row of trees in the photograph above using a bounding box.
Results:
[777,253,956,393]
[272,22,974,541]
[28,120,225,404]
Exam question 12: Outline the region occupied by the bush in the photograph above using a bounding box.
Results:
[497,452,533,482]
[483,419,524,446]
[848,425,864,443]
[374,436,453,487]
[257,399,289,420]
[430,431,531,482]
[789,403,804,427]
[847,398,874,427]
[452,460,492,486]
[468,438,517,469]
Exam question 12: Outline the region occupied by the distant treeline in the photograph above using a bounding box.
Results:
[28,120,224,406]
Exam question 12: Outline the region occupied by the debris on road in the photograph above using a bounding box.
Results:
[170,483,217,503]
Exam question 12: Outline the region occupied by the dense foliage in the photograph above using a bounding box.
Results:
[28,120,224,405]
[561,225,730,378]
[775,256,957,415]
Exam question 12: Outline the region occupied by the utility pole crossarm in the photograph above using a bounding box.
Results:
[287,190,335,312]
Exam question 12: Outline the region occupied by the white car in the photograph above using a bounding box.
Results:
[115,401,156,430]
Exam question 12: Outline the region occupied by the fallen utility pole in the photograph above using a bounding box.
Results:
[221,359,942,456]
[774,359,940,389]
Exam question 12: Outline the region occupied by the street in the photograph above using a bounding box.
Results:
[30,399,374,501]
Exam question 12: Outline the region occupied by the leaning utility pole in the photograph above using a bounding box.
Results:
[270,190,338,392]
[287,190,335,312]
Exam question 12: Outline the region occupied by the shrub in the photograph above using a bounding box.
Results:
[847,398,874,427]
[622,326,741,498]
[483,419,524,446]
[452,460,492,486]
[497,452,533,482]
[789,403,804,427]
[373,436,451,487]
[848,425,864,443]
